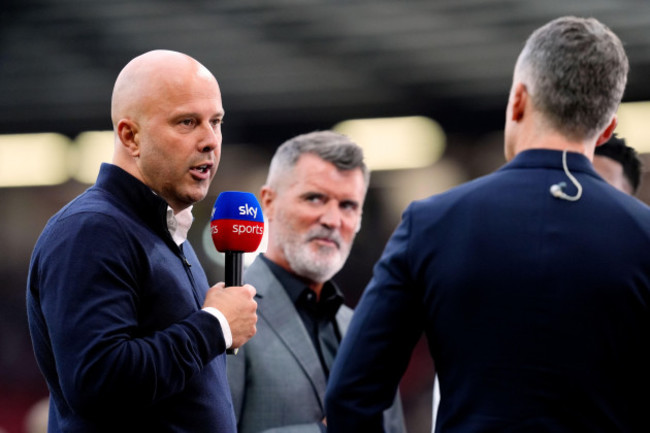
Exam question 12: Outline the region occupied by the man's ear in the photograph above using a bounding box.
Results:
[259,186,275,221]
[116,119,140,157]
[510,82,528,122]
[595,116,618,147]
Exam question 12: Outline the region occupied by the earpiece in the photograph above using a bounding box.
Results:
[549,150,583,202]
[550,182,566,198]
[550,181,580,201]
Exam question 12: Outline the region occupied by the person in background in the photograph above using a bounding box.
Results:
[227,130,406,433]
[593,133,642,195]
[26,49,258,432]
[326,16,650,432]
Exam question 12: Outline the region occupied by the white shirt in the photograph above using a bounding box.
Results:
[166,205,232,349]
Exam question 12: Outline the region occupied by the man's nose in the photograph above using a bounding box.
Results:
[199,123,220,153]
[319,202,342,229]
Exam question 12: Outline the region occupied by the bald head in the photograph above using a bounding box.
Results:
[108,50,224,212]
[111,49,217,128]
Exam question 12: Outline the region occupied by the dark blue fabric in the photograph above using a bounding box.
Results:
[27,163,235,432]
[326,149,650,432]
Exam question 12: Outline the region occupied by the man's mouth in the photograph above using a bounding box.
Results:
[190,163,212,179]
[311,237,339,249]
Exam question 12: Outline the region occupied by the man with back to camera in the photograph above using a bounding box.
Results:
[326,16,650,432]
[593,133,642,195]
[26,49,258,432]
[226,130,406,433]
[428,138,644,433]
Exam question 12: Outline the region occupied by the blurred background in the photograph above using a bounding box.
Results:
[3,1,650,432]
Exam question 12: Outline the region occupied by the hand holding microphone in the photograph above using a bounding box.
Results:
[209,191,265,353]
[203,282,257,349]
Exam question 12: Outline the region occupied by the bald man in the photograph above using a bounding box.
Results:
[26,50,257,432]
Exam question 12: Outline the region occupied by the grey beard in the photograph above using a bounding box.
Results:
[282,229,352,283]
[286,244,346,283]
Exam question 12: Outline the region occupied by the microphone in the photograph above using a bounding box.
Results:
[210,191,264,353]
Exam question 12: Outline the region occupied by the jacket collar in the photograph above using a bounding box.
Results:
[94,163,170,240]
[502,149,599,178]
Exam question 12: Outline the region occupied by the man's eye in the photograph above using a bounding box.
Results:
[181,119,196,127]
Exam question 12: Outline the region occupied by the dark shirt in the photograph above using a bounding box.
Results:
[260,254,343,375]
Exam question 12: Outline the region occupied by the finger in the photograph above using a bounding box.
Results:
[243,284,256,297]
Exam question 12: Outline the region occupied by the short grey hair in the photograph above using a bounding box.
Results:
[515,16,628,140]
[266,130,370,188]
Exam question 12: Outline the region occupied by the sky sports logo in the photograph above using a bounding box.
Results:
[238,203,258,219]
[210,191,265,253]
[210,222,264,235]
[210,218,265,252]
[210,192,263,223]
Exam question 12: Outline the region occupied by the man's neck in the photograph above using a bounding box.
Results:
[514,131,596,162]
[263,251,325,299]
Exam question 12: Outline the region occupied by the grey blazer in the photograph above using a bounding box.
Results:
[227,255,406,433]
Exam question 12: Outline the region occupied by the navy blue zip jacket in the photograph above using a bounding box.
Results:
[27,163,235,432]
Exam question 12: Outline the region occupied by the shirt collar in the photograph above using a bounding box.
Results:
[166,205,194,246]
[260,254,344,319]
[298,282,344,320]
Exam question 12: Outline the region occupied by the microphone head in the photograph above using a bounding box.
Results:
[210,191,264,253]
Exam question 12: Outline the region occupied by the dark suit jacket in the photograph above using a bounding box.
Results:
[326,149,650,432]
[228,256,406,433]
